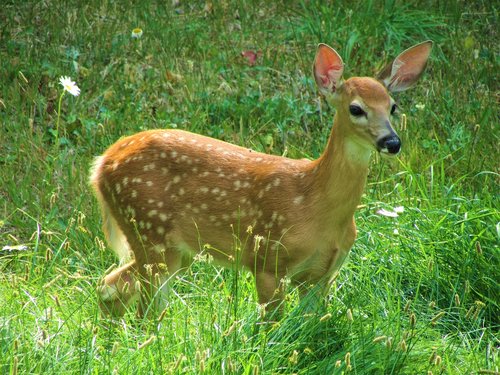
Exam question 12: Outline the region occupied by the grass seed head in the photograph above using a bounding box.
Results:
[404,299,412,313]
[137,335,156,350]
[12,356,18,375]
[410,313,417,328]
[434,355,442,366]
[346,308,353,322]
[399,339,408,352]
[157,308,167,322]
[320,313,332,322]
[373,335,387,343]
[431,311,445,325]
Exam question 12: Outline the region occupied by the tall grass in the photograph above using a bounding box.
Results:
[1,0,498,373]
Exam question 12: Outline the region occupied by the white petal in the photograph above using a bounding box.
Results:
[376,208,399,218]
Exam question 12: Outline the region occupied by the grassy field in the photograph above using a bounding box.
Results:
[0,0,498,374]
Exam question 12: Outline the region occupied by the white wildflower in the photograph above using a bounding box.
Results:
[59,76,80,96]
[376,208,399,218]
[131,27,143,39]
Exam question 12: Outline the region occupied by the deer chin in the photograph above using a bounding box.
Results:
[378,148,400,159]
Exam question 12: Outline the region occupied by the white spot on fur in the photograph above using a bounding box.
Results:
[293,196,304,205]
[173,176,181,184]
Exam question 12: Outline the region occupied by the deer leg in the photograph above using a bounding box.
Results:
[98,260,140,317]
[135,246,186,318]
[254,271,286,319]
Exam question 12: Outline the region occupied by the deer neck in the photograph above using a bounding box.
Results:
[310,115,372,224]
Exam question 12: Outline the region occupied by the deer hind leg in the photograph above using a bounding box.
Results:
[95,195,182,317]
[96,198,141,317]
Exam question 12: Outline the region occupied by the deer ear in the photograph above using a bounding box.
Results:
[314,43,344,95]
[378,40,433,92]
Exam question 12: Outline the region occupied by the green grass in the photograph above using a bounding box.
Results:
[1,0,498,373]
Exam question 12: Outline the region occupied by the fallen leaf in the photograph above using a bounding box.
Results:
[241,50,262,66]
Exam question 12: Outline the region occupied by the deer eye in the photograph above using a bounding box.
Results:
[349,104,365,117]
[390,103,398,115]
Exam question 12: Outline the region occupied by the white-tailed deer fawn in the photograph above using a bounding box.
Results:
[91,41,432,317]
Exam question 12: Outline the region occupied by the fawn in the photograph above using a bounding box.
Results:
[91,41,432,317]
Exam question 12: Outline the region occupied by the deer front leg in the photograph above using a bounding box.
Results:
[98,260,140,317]
[255,271,286,320]
[135,247,190,318]
[295,247,351,312]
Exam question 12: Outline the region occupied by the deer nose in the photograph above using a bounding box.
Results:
[377,135,401,154]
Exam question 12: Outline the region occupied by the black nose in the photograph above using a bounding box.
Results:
[377,135,401,154]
